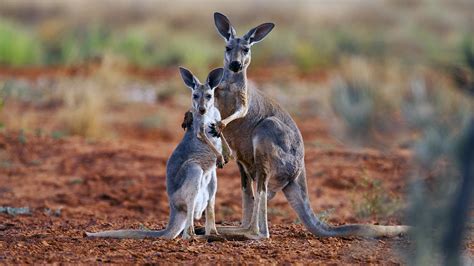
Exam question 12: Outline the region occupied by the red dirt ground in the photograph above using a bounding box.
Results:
[0,122,423,263]
[0,64,328,83]
[0,96,472,263]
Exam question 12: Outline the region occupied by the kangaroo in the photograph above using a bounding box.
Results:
[86,67,232,239]
[183,12,409,239]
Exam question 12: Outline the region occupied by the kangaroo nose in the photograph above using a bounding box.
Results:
[229,61,242,72]
[199,107,206,114]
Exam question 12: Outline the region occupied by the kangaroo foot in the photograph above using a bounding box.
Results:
[197,225,267,240]
[218,230,267,240]
[196,225,247,235]
[176,234,207,243]
[216,225,249,234]
[182,226,196,240]
[194,226,206,235]
[194,226,219,236]
[217,226,268,240]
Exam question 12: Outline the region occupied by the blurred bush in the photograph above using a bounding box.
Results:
[0,20,43,66]
[351,175,403,219]
[0,0,472,72]
[330,77,375,136]
[448,36,474,96]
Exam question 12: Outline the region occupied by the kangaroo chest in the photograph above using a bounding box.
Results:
[215,85,257,163]
[215,86,238,119]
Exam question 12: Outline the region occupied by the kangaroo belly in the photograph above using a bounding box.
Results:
[193,170,214,219]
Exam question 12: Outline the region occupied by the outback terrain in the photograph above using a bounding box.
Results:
[1,0,473,263]
[0,116,412,264]
[0,68,472,263]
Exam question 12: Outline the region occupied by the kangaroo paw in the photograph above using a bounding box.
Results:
[181,111,193,130]
[209,123,221,137]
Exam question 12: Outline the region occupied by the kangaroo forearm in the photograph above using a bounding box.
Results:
[198,128,222,157]
[220,133,232,157]
[221,91,248,126]
[221,106,248,126]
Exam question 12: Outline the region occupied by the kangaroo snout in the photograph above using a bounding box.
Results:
[229,61,242,72]
[199,107,206,115]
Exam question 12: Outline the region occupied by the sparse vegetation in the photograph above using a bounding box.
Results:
[315,208,335,224]
[352,175,403,219]
[57,79,107,138]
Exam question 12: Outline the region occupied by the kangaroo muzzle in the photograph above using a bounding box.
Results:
[199,107,206,115]
[229,61,243,73]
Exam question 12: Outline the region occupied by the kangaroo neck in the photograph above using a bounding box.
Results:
[215,68,249,120]
[222,68,247,89]
[191,111,205,136]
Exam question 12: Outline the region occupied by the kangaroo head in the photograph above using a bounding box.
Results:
[179,67,224,115]
[214,12,274,73]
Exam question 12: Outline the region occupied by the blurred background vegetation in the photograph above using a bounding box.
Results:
[0,0,472,136]
[0,0,472,263]
[0,0,472,72]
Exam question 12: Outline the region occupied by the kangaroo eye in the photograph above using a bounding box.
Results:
[193,94,199,99]
[206,94,212,99]
[225,46,232,52]
[242,48,249,54]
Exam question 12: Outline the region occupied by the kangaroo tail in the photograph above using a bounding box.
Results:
[86,229,167,239]
[86,209,186,239]
[283,172,409,238]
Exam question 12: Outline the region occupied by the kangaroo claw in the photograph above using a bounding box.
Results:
[209,123,221,137]
[223,152,233,164]
[216,157,225,168]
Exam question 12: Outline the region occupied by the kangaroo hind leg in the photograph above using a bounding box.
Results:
[214,161,254,235]
[179,163,203,240]
[205,170,218,235]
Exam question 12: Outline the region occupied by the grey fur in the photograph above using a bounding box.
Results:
[86,67,231,239]
[207,12,409,239]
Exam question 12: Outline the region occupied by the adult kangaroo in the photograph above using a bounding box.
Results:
[184,12,408,239]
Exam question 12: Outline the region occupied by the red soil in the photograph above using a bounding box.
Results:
[0,117,420,264]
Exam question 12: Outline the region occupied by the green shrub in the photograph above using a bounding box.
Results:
[154,33,221,72]
[112,29,156,67]
[43,26,110,65]
[0,20,43,66]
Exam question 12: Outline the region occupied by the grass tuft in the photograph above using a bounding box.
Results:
[352,175,403,219]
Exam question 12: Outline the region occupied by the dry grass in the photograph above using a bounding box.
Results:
[58,81,105,138]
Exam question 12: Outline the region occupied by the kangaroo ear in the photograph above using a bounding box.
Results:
[179,67,199,90]
[214,12,236,41]
[244,23,275,45]
[207,68,224,89]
